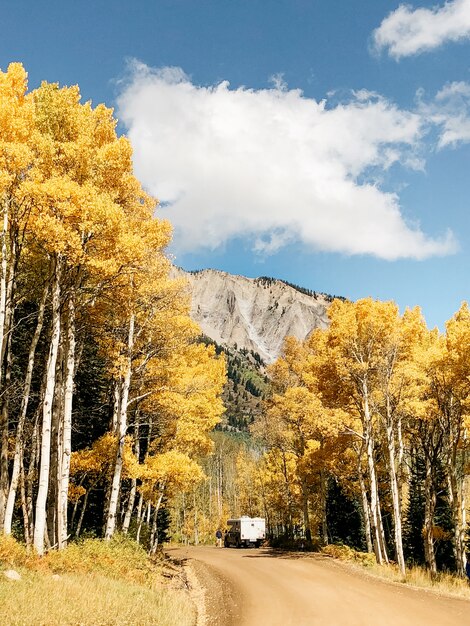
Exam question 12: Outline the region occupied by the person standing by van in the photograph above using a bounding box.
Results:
[215,529,223,547]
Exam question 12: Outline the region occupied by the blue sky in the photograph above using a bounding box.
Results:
[2,0,470,328]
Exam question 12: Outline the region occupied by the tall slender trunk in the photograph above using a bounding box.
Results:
[423,453,437,576]
[216,453,222,519]
[58,291,75,549]
[0,276,14,532]
[319,469,328,545]
[281,449,294,536]
[0,308,14,531]
[4,285,47,535]
[376,492,389,564]
[135,494,145,544]
[34,259,62,555]
[300,477,311,542]
[363,385,383,565]
[0,196,9,382]
[111,383,120,432]
[193,491,199,546]
[386,411,406,576]
[356,445,373,553]
[122,418,140,534]
[122,480,137,534]
[105,313,135,540]
[149,491,164,554]
[25,415,40,546]
[48,331,65,550]
[447,452,466,576]
[19,451,31,546]
[70,478,84,529]
[459,437,467,577]
[0,232,19,531]
[75,489,91,538]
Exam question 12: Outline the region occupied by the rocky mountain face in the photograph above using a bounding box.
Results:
[176,268,332,364]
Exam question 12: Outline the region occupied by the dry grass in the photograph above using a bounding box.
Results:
[322,543,377,567]
[0,535,195,626]
[322,543,470,600]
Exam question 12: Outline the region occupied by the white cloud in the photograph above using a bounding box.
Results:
[373,0,470,59]
[117,62,457,261]
[420,81,470,147]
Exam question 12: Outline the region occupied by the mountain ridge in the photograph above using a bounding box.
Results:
[174,267,334,363]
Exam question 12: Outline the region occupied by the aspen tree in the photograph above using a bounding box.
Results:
[102,261,189,539]
[235,449,266,518]
[3,284,48,535]
[394,320,441,574]
[325,299,390,564]
[421,304,470,576]
[33,258,62,554]
[0,64,35,529]
[25,81,143,553]
[129,341,225,545]
[0,64,170,551]
[443,304,470,576]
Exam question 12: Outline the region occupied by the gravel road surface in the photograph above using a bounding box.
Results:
[170,546,470,626]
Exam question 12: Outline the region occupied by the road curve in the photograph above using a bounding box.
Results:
[169,545,470,626]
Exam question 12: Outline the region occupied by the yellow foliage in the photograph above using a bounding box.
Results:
[145,342,226,456]
[70,433,117,476]
[0,64,227,536]
[140,450,205,503]
[68,484,86,504]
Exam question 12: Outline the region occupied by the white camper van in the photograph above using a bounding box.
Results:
[224,516,265,548]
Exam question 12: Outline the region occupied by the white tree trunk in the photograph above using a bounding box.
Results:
[386,417,406,576]
[356,449,373,553]
[122,418,140,534]
[0,197,9,380]
[447,455,467,576]
[363,383,383,565]
[135,494,145,544]
[0,320,13,530]
[122,479,136,534]
[58,292,75,548]
[4,285,47,535]
[105,313,134,540]
[424,454,437,576]
[34,260,62,556]
[0,199,9,529]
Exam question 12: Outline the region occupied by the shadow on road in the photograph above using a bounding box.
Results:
[239,547,332,560]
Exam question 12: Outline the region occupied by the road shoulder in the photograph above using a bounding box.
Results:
[169,547,241,626]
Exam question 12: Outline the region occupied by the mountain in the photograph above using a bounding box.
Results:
[175,267,334,364]
[173,267,342,430]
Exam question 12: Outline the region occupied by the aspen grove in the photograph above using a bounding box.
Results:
[0,64,225,555]
[1,63,469,582]
[239,298,470,577]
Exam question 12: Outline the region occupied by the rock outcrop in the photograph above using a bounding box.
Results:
[175,268,331,363]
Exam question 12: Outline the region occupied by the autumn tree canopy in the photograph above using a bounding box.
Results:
[0,63,225,555]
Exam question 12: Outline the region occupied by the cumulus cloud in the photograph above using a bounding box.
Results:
[373,0,470,59]
[428,81,470,147]
[117,62,457,261]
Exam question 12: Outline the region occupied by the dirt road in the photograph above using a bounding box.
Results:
[170,546,470,626]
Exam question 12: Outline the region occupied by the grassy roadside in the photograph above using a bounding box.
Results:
[0,535,195,626]
[322,544,470,600]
